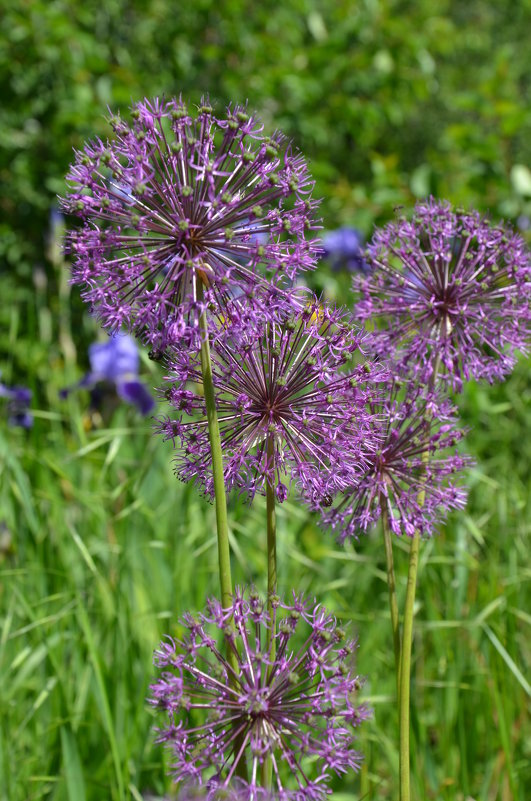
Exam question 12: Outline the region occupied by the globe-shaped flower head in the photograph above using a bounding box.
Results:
[321,381,472,541]
[149,588,369,800]
[62,97,319,351]
[355,199,531,387]
[155,299,385,503]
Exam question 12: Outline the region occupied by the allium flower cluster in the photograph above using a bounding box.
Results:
[321,381,472,541]
[151,780,274,801]
[355,199,531,388]
[149,588,369,800]
[62,97,319,352]
[155,300,386,503]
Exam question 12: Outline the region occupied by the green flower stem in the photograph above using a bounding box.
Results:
[381,496,401,695]
[399,355,440,801]
[197,282,247,782]
[197,289,233,612]
[262,435,277,791]
[265,436,278,652]
[398,527,420,801]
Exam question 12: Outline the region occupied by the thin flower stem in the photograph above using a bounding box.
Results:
[399,355,440,801]
[197,280,247,782]
[197,284,233,611]
[398,526,420,801]
[262,435,277,791]
[266,437,278,646]
[380,496,401,695]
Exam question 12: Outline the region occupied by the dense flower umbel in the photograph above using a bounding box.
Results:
[147,780,276,801]
[355,199,531,388]
[155,300,385,503]
[147,779,277,801]
[321,381,472,541]
[62,97,319,351]
[149,588,369,800]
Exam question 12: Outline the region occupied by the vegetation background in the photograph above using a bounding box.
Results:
[0,1,530,800]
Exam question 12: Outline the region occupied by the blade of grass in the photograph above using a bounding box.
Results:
[483,624,531,696]
[76,600,125,801]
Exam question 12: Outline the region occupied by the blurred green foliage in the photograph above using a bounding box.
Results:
[2,0,531,382]
[2,0,531,273]
[2,0,531,384]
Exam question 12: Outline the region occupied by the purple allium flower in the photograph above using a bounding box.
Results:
[321,381,472,541]
[0,377,33,428]
[155,299,385,503]
[62,97,319,351]
[143,777,266,801]
[355,199,531,388]
[60,333,154,415]
[147,777,276,801]
[149,588,369,799]
[321,228,368,273]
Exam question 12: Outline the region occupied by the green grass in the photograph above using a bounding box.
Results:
[1,229,530,801]
[1,312,530,801]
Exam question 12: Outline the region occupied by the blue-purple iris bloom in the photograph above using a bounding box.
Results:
[322,228,368,273]
[61,334,154,415]
[0,378,33,428]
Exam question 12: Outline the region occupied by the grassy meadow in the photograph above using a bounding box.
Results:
[1,249,530,801]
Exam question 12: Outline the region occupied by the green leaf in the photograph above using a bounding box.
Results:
[60,727,86,801]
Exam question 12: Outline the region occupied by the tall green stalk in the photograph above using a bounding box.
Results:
[197,287,233,612]
[381,497,401,694]
[398,528,420,801]
[398,356,440,801]
[197,281,247,781]
[265,435,278,653]
[261,435,277,791]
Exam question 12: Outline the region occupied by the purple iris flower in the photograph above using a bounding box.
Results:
[322,227,369,273]
[61,334,154,415]
[0,379,33,428]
